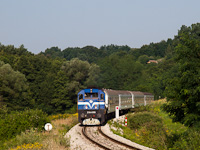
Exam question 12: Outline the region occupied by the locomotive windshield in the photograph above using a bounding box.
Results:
[85,93,98,99]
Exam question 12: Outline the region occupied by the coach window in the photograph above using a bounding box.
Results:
[79,94,83,101]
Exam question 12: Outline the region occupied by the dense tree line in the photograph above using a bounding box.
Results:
[0,23,200,127]
[40,45,131,63]
[0,48,99,114]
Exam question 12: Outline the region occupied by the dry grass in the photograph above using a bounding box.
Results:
[42,115,78,150]
[42,134,67,150]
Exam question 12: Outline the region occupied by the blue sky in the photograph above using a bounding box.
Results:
[0,0,200,54]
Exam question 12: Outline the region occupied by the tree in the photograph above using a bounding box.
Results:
[13,55,58,113]
[41,46,63,58]
[100,44,131,55]
[85,64,100,86]
[51,70,71,114]
[62,47,81,60]
[129,40,173,58]
[79,46,105,63]
[0,43,32,56]
[0,61,30,111]
[60,58,100,104]
[138,55,149,64]
[163,23,200,126]
[98,54,144,90]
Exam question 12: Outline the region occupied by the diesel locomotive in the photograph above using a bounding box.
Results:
[77,88,154,125]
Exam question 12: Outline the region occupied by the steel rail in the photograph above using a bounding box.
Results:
[82,126,111,150]
[98,126,142,150]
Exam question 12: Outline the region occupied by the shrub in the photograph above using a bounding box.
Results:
[127,112,168,149]
[127,112,163,129]
[134,100,165,114]
[2,128,46,150]
[171,128,200,150]
[14,128,44,146]
[0,109,50,142]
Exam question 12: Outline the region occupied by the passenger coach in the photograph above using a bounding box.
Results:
[77,88,154,125]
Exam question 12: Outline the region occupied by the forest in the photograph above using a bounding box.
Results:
[0,23,200,128]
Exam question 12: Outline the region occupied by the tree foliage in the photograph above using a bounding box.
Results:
[0,61,30,111]
[130,39,173,58]
[163,23,200,126]
[98,53,143,90]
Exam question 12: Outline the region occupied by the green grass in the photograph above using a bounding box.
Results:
[159,111,187,135]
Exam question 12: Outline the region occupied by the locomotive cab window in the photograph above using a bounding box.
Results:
[101,94,104,100]
[85,93,98,99]
[79,94,83,100]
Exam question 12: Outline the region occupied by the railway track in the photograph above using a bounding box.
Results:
[82,126,142,150]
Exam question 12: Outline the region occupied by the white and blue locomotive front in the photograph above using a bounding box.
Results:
[77,89,106,125]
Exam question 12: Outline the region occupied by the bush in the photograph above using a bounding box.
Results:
[127,112,163,129]
[134,100,165,114]
[171,128,200,150]
[2,128,46,150]
[127,112,168,149]
[0,109,50,142]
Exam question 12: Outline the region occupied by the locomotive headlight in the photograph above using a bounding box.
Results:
[97,113,101,118]
[81,113,85,118]
[95,105,97,109]
[85,105,88,109]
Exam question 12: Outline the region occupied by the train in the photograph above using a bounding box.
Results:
[77,88,154,125]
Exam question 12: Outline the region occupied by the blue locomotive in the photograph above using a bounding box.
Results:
[77,88,154,125]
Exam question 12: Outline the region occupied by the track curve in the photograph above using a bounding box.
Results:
[82,126,142,150]
[82,126,111,150]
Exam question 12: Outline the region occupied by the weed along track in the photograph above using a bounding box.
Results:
[82,126,141,150]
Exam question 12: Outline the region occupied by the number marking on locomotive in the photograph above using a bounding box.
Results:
[87,111,96,114]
